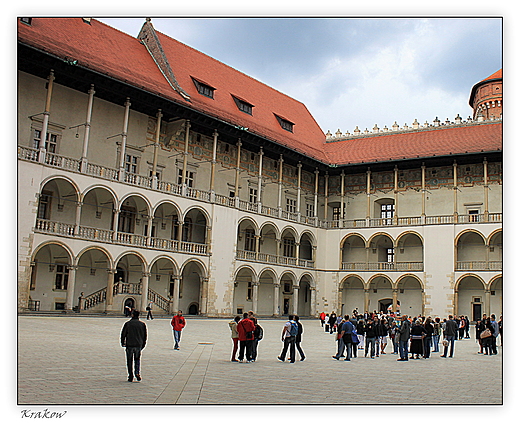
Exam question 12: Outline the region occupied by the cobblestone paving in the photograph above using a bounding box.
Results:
[17,315,502,407]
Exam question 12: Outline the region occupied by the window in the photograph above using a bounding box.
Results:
[20,17,32,25]
[247,282,253,301]
[386,248,395,263]
[232,96,253,115]
[118,206,135,234]
[468,209,480,222]
[125,154,139,174]
[332,206,342,221]
[244,229,256,252]
[306,203,314,217]
[249,188,258,204]
[381,203,395,224]
[54,264,69,290]
[283,238,295,257]
[33,129,58,153]
[37,191,52,220]
[178,169,194,187]
[286,198,297,213]
[275,115,294,133]
[192,78,215,99]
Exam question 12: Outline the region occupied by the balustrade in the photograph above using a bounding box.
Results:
[83,287,107,310]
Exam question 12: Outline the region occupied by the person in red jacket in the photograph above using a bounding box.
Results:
[171,310,186,350]
[236,312,255,362]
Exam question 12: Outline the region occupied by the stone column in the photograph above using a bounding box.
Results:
[366,168,371,220]
[80,84,95,172]
[393,166,399,224]
[255,235,260,261]
[209,129,218,200]
[112,208,120,242]
[484,289,491,317]
[257,147,264,213]
[39,70,55,163]
[172,276,180,313]
[181,120,191,195]
[314,168,319,219]
[324,172,329,220]
[74,201,82,235]
[200,277,209,315]
[483,158,489,221]
[151,109,162,189]
[106,268,115,307]
[453,290,459,316]
[296,162,302,220]
[421,163,426,217]
[277,155,284,215]
[273,283,281,316]
[118,98,131,181]
[146,215,153,246]
[292,285,299,315]
[364,289,370,313]
[234,139,242,207]
[140,272,150,312]
[453,161,458,221]
[392,288,398,314]
[252,281,259,314]
[65,265,78,311]
[340,170,345,226]
[310,286,317,317]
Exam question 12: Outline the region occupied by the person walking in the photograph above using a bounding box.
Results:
[397,315,411,361]
[171,310,186,350]
[356,319,365,350]
[341,315,356,361]
[490,314,499,355]
[390,320,399,354]
[278,315,298,363]
[432,317,441,353]
[229,315,240,361]
[332,315,347,360]
[329,312,337,334]
[320,311,326,327]
[293,315,305,361]
[237,312,255,362]
[146,301,154,320]
[440,315,458,358]
[120,309,147,382]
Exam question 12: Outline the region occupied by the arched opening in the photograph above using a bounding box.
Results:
[183,208,208,244]
[151,202,181,250]
[299,232,314,265]
[80,187,116,236]
[113,253,146,311]
[397,276,423,317]
[259,223,278,260]
[280,228,297,262]
[368,276,393,314]
[76,248,111,311]
[280,272,296,315]
[233,267,255,315]
[258,269,276,316]
[396,232,424,271]
[36,178,79,235]
[237,218,258,254]
[149,257,177,313]
[340,276,364,315]
[456,275,485,321]
[341,234,366,270]
[456,231,486,271]
[368,234,394,271]
[297,275,313,317]
[489,276,502,317]
[488,231,503,271]
[117,196,150,245]
[180,261,204,315]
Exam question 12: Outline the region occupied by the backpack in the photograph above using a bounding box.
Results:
[255,324,263,341]
[289,321,299,337]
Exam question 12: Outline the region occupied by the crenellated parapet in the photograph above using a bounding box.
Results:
[325,114,502,142]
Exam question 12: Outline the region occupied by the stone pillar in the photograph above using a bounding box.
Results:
[310,286,316,317]
[297,162,302,220]
[421,163,426,217]
[273,283,281,316]
[483,158,489,221]
[340,170,345,226]
[366,168,372,220]
[200,277,209,315]
[172,276,180,314]
[314,168,319,219]
[364,289,370,313]
[393,166,399,224]
[453,161,458,221]
[151,109,162,189]
[112,208,120,242]
[252,281,259,314]
[80,84,95,172]
[292,285,299,315]
[255,235,260,260]
[484,289,491,317]
[74,201,82,234]
[65,265,78,311]
[181,120,191,195]
[324,172,329,220]
[140,272,150,312]
[257,147,264,213]
[453,290,459,316]
[209,129,218,199]
[118,98,131,181]
[39,70,55,163]
[234,139,242,207]
[277,155,284,214]
[392,288,398,314]
[146,216,153,246]
[106,268,115,307]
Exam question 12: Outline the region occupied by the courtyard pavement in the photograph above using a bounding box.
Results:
[16,314,503,413]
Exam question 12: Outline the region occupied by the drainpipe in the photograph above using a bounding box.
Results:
[39,70,55,163]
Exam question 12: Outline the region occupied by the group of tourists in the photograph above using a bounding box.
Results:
[320,310,502,362]
[228,311,265,362]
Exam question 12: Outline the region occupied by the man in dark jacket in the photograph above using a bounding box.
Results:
[397,315,411,361]
[441,315,458,358]
[121,309,147,382]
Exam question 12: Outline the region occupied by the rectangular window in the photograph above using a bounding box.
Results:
[244,229,256,252]
[37,191,52,220]
[468,209,480,222]
[283,238,295,257]
[178,169,194,187]
[33,129,58,153]
[249,188,258,204]
[54,264,69,290]
[381,203,395,224]
[247,282,253,301]
[232,96,253,115]
[275,115,295,133]
[386,248,395,263]
[306,203,315,217]
[125,154,138,174]
[332,206,342,221]
[192,78,215,99]
[286,198,297,213]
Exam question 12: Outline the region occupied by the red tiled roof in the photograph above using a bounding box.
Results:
[481,69,502,82]
[18,18,502,167]
[323,123,502,165]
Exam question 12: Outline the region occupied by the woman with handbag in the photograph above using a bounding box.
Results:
[480,318,494,355]
[409,318,426,359]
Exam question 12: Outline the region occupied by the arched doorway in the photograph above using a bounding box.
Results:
[233,267,255,315]
[396,275,423,317]
[179,260,204,315]
[258,269,276,316]
[340,275,364,315]
[456,275,485,321]
[367,275,393,314]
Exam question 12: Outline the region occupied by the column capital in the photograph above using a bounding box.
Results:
[124,97,131,107]
[87,84,95,95]
[142,272,151,278]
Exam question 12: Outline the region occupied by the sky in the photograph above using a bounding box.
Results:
[97,17,502,135]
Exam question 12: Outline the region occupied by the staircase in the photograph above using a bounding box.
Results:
[82,287,107,310]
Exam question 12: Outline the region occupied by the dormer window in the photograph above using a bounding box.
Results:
[232,95,253,115]
[275,114,294,133]
[20,18,32,25]
[192,77,215,99]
